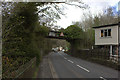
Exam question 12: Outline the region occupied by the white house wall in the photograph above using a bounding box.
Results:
[95,25,118,45]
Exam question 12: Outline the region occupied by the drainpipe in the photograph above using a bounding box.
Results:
[118,43,120,64]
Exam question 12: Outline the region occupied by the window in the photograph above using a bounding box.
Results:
[104,29,107,37]
[101,30,103,37]
[100,29,111,37]
[108,29,111,36]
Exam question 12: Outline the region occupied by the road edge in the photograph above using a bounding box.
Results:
[48,52,59,79]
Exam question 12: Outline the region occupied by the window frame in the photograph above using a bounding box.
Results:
[100,29,111,38]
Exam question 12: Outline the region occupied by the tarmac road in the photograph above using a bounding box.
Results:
[49,51,119,79]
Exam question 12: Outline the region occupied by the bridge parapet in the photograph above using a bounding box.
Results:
[47,30,65,39]
[47,30,81,41]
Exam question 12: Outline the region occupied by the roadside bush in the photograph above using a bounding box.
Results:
[2,3,52,78]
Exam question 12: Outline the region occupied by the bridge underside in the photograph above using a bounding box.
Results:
[46,36,66,40]
[46,36,81,42]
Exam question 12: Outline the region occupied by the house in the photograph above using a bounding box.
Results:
[93,23,120,62]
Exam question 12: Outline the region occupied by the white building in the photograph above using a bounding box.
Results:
[93,23,119,61]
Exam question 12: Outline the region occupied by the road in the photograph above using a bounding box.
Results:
[49,51,119,79]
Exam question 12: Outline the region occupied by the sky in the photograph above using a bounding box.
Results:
[55,0,120,29]
[1,0,119,29]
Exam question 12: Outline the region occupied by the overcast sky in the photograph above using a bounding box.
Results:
[1,0,119,29]
[56,0,119,29]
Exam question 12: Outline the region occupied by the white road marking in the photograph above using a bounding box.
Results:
[68,60,74,63]
[76,65,90,72]
[100,76,107,80]
[64,57,67,59]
